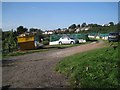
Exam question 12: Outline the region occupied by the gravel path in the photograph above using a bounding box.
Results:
[2,41,105,88]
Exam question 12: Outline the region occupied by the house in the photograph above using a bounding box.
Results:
[61,28,67,32]
[84,27,90,30]
[81,27,86,31]
[102,24,111,26]
[43,30,53,35]
[75,28,81,32]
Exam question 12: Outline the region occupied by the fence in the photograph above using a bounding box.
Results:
[50,34,89,42]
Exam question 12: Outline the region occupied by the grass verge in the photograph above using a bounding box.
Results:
[55,44,119,88]
[2,49,48,58]
[48,44,81,49]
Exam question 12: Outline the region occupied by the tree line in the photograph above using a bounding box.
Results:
[54,22,118,34]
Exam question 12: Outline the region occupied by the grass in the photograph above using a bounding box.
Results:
[88,37,99,41]
[2,49,48,58]
[0,53,2,60]
[55,42,119,88]
[48,44,81,49]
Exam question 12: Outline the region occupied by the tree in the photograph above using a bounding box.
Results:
[77,24,80,28]
[81,22,87,27]
[93,24,99,27]
[29,28,43,32]
[17,26,28,34]
[68,24,76,29]
[36,29,43,36]
[29,28,37,32]
[2,30,18,53]
[24,28,28,32]
[109,22,114,26]
[57,28,61,30]
[64,29,69,34]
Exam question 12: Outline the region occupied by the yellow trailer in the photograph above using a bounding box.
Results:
[17,35,43,50]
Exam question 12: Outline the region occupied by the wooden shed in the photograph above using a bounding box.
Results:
[17,35,43,50]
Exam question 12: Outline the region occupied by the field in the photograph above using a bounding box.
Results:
[55,42,119,88]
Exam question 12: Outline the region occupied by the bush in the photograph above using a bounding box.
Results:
[43,40,49,45]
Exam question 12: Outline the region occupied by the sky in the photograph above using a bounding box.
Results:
[1,0,120,2]
[2,2,118,31]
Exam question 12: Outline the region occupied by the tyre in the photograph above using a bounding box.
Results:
[59,41,62,45]
[70,41,74,44]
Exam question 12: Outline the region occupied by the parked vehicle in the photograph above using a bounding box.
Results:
[108,32,120,42]
[69,37,79,44]
[49,34,89,45]
[58,36,76,44]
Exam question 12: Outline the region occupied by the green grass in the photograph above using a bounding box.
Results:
[0,53,2,60]
[2,49,48,58]
[55,44,119,88]
[49,44,80,49]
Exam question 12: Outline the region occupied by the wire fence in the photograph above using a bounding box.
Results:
[50,34,89,42]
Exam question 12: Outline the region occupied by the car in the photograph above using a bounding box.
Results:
[108,32,120,42]
[58,36,76,44]
[69,37,79,44]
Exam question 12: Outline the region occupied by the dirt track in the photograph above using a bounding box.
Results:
[2,41,105,88]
